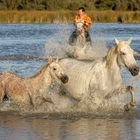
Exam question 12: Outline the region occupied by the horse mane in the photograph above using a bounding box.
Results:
[30,64,49,79]
[105,45,117,67]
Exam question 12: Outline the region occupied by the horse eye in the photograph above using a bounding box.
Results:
[53,68,56,71]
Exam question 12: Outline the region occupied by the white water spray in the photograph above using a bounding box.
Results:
[43,24,108,60]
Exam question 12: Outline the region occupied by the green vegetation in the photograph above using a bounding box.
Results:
[0,0,140,11]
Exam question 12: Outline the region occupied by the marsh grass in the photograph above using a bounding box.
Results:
[0,10,139,23]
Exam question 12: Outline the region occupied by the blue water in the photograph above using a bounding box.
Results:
[0,23,140,140]
[0,23,140,76]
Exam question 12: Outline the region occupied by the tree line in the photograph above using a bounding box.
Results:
[0,0,139,11]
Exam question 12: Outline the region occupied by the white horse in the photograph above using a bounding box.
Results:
[60,38,139,111]
[67,21,92,60]
[75,21,87,46]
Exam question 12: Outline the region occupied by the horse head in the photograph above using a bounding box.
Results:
[115,38,139,76]
[48,57,69,83]
[75,21,86,46]
[75,21,85,34]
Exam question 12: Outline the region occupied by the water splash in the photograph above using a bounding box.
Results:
[40,24,132,113]
[128,73,140,103]
[43,24,70,59]
[43,24,108,60]
[91,29,108,57]
[0,24,138,115]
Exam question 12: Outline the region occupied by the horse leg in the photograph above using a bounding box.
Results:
[0,83,5,102]
[81,34,86,47]
[104,85,136,111]
[124,86,136,111]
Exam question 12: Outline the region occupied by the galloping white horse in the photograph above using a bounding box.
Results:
[67,21,92,60]
[60,38,139,110]
[75,21,87,46]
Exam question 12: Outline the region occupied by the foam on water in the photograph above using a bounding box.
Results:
[128,73,140,103]
[43,24,70,59]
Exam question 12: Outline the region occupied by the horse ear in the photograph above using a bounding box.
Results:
[48,56,53,64]
[127,37,132,45]
[56,57,59,63]
[115,38,119,45]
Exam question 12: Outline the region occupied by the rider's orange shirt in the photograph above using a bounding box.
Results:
[75,14,92,28]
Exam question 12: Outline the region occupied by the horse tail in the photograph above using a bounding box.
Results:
[3,84,10,101]
[28,93,34,107]
[0,83,9,102]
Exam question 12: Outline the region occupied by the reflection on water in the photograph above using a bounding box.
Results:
[0,112,140,140]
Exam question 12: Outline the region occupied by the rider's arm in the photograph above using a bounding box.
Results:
[83,15,92,31]
[74,15,80,24]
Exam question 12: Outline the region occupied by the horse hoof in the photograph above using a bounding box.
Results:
[61,91,66,95]
[124,104,130,111]
[130,101,136,107]
[105,94,111,99]
[127,86,134,91]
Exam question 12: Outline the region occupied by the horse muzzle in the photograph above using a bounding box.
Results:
[60,75,69,84]
[76,30,82,35]
[129,65,139,76]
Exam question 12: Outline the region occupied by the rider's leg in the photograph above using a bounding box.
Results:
[85,31,92,46]
[68,30,78,46]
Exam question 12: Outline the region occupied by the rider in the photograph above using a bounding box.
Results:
[69,7,92,46]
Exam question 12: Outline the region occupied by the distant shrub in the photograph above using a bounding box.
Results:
[0,0,139,11]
